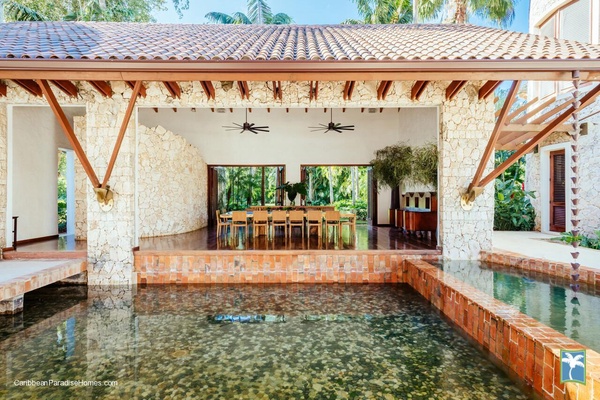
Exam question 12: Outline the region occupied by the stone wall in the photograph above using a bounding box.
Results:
[73,116,87,240]
[137,124,208,237]
[439,85,495,259]
[0,103,6,248]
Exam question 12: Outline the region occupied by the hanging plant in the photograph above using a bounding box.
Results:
[370,142,413,191]
[410,142,438,189]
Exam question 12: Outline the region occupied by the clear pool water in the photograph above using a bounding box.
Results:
[0,284,529,399]
[438,261,600,353]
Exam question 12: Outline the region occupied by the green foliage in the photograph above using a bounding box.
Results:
[370,142,413,191]
[216,166,279,211]
[343,0,413,24]
[205,0,293,25]
[3,0,188,22]
[560,230,600,250]
[277,181,308,205]
[57,151,67,233]
[493,179,536,231]
[418,0,516,27]
[410,142,438,188]
[334,199,368,220]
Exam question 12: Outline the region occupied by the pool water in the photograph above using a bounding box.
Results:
[438,261,600,353]
[0,284,529,399]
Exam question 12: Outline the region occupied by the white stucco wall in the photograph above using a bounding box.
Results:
[11,106,84,242]
[0,103,6,247]
[137,124,208,237]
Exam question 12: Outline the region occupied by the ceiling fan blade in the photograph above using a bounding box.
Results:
[334,128,343,133]
[337,126,355,130]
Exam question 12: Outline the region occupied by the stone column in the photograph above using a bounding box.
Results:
[73,116,88,240]
[86,94,136,285]
[0,102,6,247]
[439,86,495,259]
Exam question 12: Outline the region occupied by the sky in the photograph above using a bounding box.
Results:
[155,0,531,33]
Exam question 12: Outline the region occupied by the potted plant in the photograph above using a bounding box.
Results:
[410,142,438,189]
[277,181,308,206]
[370,143,413,226]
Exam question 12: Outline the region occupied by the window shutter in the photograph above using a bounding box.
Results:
[561,0,591,43]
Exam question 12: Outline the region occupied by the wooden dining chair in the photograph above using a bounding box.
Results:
[324,210,341,239]
[270,210,287,237]
[288,210,305,238]
[231,210,249,238]
[306,210,322,237]
[252,210,269,238]
[340,212,355,235]
[216,210,230,236]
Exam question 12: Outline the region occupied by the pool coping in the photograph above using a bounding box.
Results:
[404,259,600,400]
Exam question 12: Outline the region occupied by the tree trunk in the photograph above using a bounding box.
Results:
[351,167,357,205]
[308,170,313,203]
[328,166,334,204]
[454,0,467,24]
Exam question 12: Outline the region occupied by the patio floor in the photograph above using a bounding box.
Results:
[493,231,600,270]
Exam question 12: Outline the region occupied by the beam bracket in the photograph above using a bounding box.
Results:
[460,187,484,210]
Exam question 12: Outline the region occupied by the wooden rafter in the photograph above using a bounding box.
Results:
[101,81,143,188]
[12,79,42,96]
[411,81,429,100]
[502,123,574,133]
[50,80,78,98]
[37,79,100,188]
[88,81,112,97]
[272,81,282,100]
[237,81,250,100]
[446,80,467,101]
[126,81,146,97]
[467,80,520,194]
[478,80,502,100]
[479,83,600,188]
[200,81,215,100]
[309,81,319,101]
[377,80,393,100]
[163,81,181,99]
[512,95,557,124]
[530,98,574,124]
[504,96,539,122]
[343,81,355,100]
[0,81,6,97]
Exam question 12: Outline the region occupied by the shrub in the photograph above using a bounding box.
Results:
[334,199,368,221]
[494,179,536,231]
[560,230,600,250]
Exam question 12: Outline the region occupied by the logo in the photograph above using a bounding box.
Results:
[560,350,586,384]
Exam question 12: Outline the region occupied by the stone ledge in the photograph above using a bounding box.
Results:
[405,259,600,400]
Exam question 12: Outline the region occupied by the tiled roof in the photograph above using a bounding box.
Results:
[1,22,599,62]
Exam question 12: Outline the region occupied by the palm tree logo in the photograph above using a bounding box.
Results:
[561,350,586,384]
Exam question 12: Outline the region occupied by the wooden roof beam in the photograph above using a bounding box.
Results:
[309,81,319,101]
[411,81,429,100]
[479,83,600,188]
[237,81,250,100]
[88,81,112,97]
[50,80,78,98]
[512,95,557,124]
[126,81,146,97]
[467,80,520,193]
[446,80,468,101]
[37,79,100,188]
[504,96,539,122]
[343,81,355,100]
[530,98,574,124]
[272,81,282,100]
[163,81,181,99]
[377,80,393,100]
[479,80,502,100]
[200,81,215,100]
[0,81,6,97]
[12,79,42,97]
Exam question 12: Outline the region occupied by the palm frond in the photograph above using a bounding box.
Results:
[5,1,47,21]
[417,0,445,21]
[232,12,253,24]
[205,11,236,24]
[248,0,273,24]
[470,0,515,28]
[341,18,364,24]
[270,13,293,25]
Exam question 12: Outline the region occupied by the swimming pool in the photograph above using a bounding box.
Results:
[0,284,529,399]
[438,260,600,353]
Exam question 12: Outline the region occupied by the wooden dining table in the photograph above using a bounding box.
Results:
[220,211,357,235]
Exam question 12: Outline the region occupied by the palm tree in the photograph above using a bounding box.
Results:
[205,0,293,25]
[343,0,412,24]
[562,353,585,381]
[418,0,516,28]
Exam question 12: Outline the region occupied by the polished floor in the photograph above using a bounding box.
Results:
[139,225,438,251]
[12,235,86,252]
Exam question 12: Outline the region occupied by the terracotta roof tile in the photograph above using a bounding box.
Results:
[0,22,599,62]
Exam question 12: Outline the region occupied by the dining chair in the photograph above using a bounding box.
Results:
[215,210,230,237]
[231,210,249,238]
[324,210,341,239]
[288,210,305,238]
[271,210,287,237]
[306,210,322,237]
[252,210,269,238]
[340,212,355,235]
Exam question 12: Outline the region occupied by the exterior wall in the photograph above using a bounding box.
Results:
[73,116,87,240]
[529,0,569,30]
[439,88,495,259]
[0,103,6,248]
[137,124,208,237]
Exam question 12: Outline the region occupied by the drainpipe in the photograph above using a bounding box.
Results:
[570,71,581,302]
[413,0,419,23]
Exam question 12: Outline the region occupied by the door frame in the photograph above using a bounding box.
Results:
[540,143,571,234]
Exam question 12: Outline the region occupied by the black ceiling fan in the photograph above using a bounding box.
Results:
[223,109,269,134]
[310,109,355,133]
